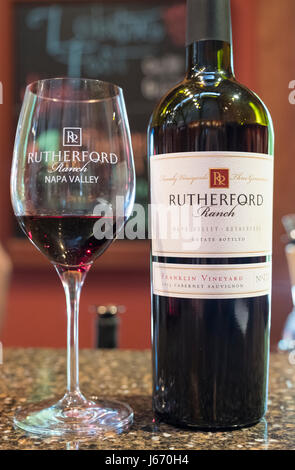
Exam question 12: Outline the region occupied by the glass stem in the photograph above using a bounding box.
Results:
[56,266,90,396]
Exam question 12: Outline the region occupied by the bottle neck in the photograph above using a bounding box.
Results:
[186,40,234,79]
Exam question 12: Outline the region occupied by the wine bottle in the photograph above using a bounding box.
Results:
[148,0,274,429]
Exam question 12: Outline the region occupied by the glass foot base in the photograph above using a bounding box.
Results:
[14,394,133,436]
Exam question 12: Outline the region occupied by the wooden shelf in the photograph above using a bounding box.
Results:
[7,238,150,272]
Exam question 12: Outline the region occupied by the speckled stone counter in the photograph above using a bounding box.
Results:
[0,349,294,450]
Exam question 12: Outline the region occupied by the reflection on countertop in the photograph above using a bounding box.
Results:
[0,349,294,450]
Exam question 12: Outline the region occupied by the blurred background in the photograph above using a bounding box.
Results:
[0,0,293,350]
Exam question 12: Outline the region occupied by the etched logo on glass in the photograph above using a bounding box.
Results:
[63,127,82,147]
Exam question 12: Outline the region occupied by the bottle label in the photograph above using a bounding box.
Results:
[152,261,271,299]
[150,152,273,258]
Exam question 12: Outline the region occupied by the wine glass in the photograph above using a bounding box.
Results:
[10,78,135,436]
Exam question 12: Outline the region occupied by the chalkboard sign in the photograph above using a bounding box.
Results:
[15,1,186,135]
[14,1,186,237]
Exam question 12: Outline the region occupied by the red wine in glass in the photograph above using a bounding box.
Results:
[17,215,118,268]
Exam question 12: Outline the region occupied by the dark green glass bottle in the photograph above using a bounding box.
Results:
[148,0,274,429]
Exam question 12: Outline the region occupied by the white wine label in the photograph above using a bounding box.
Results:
[150,152,273,258]
[152,262,271,299]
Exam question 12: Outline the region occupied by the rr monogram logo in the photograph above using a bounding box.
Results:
[63,127,82,147]
[210,169,229,188]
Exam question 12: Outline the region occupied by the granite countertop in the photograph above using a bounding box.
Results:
[0,349,294,450]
